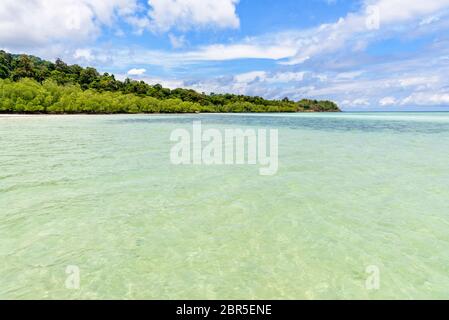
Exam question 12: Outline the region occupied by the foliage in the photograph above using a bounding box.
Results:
[0,50,340,114]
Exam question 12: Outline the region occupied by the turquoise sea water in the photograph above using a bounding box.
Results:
[1,112,449,299]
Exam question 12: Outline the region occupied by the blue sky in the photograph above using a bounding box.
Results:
[1,0,449,110]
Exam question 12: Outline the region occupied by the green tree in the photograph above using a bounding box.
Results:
[11,55,35,81]
[0,50,341,114]
[79,67,100,89]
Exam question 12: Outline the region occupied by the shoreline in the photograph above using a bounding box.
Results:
[0,111,340,117]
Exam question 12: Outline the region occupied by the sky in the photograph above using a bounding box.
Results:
[1,0,449,111]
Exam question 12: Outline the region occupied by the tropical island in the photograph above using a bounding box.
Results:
[0,50,340,114]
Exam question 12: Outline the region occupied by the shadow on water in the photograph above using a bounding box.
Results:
[112,114,449,134]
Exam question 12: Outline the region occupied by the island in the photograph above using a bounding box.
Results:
[0,50,340,114]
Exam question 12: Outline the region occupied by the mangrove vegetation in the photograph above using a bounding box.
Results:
[0,50,340,114]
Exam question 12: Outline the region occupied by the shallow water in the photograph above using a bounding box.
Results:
[1,112,449,299]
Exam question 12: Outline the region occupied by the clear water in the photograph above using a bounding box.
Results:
[1,112,449,299]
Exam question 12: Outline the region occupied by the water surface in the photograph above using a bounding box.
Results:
[1,112,449,299]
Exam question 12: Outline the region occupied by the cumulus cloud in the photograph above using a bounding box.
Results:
[402,92,449,106]
[168,34,187,49]
[267,72,307,83]
[146,0,240,32]
[73,49,94,61]
[367,0,449,24]
[4,0,448,67]
[105,0,449,67]
[398,76,440,88]
[233,71,307,85]
[234,71,267,83]
[379,97,397,106]
[283,0,449,65]
[0,0,139,48]
[341,99,370,107]
[127,68,147,76]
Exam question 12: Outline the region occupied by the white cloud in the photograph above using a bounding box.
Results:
[368,0,449,24]
[398,76,440,88]
[125,16,151,35]
[234,71,307,84]
[71,43,297,70]
[73,49,94,61]
[267,72,306,83]
[402,92,449,106]
[4,0,448,70]
[115,73,185,89]
[95,40,449,106]
[379,97,397,106]
[168,34,187,49]
[420,15,440,26]
[283,0,449,65]
[115,0,449,67]
[341,99,370,107]
[336,71,364,80]
[127,68,147,76]
[138,77,185,89]
[234,71,267,83]
[146,0,240,32]
[184,43,296,61]
[0,0,140,48]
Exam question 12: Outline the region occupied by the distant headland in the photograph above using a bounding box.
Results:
[0,51,340,114]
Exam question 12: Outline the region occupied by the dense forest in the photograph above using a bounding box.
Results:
[0,50,340,114]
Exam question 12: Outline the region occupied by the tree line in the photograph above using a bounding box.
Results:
[0,50,340,114]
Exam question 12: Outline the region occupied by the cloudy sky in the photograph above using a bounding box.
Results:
[1,0,449,110]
